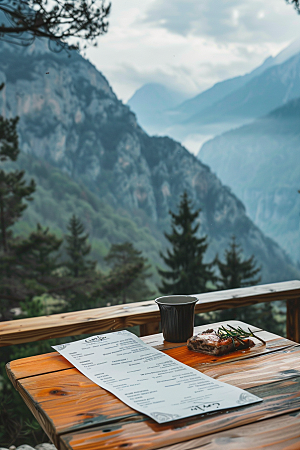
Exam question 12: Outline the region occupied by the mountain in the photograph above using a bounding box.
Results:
[198,97,300,263]
[187,52,300,130]
[0,38,298,284]
[127,38,300,147]
[173,37,300,124]
[127,83,188,135]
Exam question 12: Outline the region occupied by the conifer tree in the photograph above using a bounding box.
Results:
[0,224,64,318]
[158,191,214,295]
[0,102,36,318]
[213,236,261,324]
[65,214,96,278]
[0,113,35,253]
[14,224,62,278]
[215,236,261,290]
[0,0,110,51]
[105,241,153,304]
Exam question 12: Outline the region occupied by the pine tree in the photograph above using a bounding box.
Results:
[0,224,64,319]
[0,113,36,253]
[65,215,96,278]
[14,224,62,278]
[213,236,261,324]
[0,1,110,51]
[158,191,215,295]
[0,106,36,318]
[8,223,64,305]
[215,236,261,290]
[104,241,153,304]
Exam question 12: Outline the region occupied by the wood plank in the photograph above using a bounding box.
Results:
[163,335,298,369]
[1,280,300,347]
[15,369,138,448]
[5,322,277,383]
[155,411,300,450]
[287,297,300,342]
[0,300,160,347]
[10,341,300,446]
[140,321,160,336]
[194,345,300,389]
[6,352,73,390]
[59,377,300,450]
[192,280,300,312]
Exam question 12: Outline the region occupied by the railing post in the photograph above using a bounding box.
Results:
[286,297,300,343]
[140,321,160,337]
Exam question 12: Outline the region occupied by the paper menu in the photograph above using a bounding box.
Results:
[52,330,262,424]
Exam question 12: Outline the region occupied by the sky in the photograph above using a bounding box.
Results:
[85,0,300,103]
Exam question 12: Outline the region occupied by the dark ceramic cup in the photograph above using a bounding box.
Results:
[155,295,198,343]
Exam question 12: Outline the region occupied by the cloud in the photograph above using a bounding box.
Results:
[106,63,205,101]
[86,0,300,102]
[143,0,300,43]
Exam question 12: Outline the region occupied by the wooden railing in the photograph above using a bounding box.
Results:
[0,280,300,347]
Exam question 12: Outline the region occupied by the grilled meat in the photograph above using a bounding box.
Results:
[187,329,254,356]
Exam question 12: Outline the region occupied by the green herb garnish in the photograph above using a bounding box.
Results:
[216,325,266,346]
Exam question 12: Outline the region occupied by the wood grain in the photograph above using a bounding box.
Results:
[59,377,300,450]
[140,321,160,336]
[163,336,298,369]
[198,345,300,389]
[1,280,300,347]
[15,368,138,448]
[9,337,300,448]
[287,297,300,342]
[155,411,300,450]
[6,323,281,383]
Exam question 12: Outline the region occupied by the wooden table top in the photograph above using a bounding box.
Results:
[6,320,300,450]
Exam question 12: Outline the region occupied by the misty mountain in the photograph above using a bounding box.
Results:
[173,38,300,124]
[0,38,298,284]
[187,52,300,131]
[127,83,188,135]
[199,97,300,264]
[126,39,300,143]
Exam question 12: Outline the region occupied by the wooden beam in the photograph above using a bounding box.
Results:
[140,321,160,336]
[287,297,300,343]
[1,280,300,347]
[192,280,300,312]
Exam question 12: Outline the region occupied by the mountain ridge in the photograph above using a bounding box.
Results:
[127,38,300,149]
[198,96,300,263]
[0,38,298,284]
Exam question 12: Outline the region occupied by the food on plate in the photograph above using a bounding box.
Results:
[187,325,265,356]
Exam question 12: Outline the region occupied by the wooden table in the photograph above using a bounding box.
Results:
[6,320,300,450]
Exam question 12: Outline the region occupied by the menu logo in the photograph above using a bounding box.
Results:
[85,336,107,343]
[190,403,220,412]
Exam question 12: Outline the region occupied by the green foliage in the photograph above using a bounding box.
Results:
[158,191,215,295]
[14,223,62,276]
[105,241,154,304]
[215,236,261,289]
[65,214,96,277]
[0,0,111,51]
[286,0,300,14]
[198,236,261,325]
[194,237,284,334]
[0,115,36,252]
[11,152,163,285]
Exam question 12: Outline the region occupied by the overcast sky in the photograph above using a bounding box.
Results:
[85,0,300,102]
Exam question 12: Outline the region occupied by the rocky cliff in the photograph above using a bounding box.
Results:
[0,38,298,283]
[199,98,300,264]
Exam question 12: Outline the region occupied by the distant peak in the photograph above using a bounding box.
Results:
[273,36,300,65]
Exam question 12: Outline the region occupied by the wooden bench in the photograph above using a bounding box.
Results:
[1,280,300,346]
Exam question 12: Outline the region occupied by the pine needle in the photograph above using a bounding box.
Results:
[216,324,266,345]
